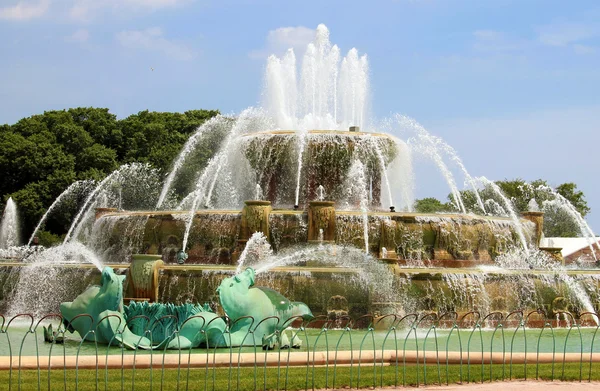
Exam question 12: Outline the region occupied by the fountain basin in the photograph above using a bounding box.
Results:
[2,260,597,321]
[95,207,538,266]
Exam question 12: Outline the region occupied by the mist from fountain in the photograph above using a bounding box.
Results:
[384,136,415,212]
[1,163,159,312]
[64,174,119,244]
[251,244,401,309]
[438,142,487,214]
[254,184,263,201]
[150,24,421,215]
[0,198,20,249]
[0,163,154,314]
[178,109,275,251]
[528,198,540,212]
[6,241,103,316]
[495,248,598,325]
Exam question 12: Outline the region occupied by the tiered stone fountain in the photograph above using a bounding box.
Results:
[1,24,598,324]
[91,127,550,318]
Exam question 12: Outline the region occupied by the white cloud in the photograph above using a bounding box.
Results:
[0,0,190,22]
[0,0,50,21]
[537,23,596,47]
[573,43,596,55]
[250,26,315,59]
[472,30,527,52]
[65,28,89,43]
[116,27,195,61]
[121,0,184,7]
[472,24,598,57]
[69,0,189,22]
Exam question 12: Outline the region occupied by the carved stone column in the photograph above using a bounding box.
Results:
[522,211,544,247]
[240,200,272,241]
[126,254,164,302]
[308,201,336,241]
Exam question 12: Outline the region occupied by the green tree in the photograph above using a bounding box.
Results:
[457,179,590,237]
[0,107,220,241]
[413,197,454,213]
[555,183,590,217]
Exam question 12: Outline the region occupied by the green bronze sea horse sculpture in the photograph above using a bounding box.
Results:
[217,267,314,349]
[60,266,312,350]
[60,267,226,349]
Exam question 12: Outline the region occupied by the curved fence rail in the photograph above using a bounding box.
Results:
[0,310,599,390]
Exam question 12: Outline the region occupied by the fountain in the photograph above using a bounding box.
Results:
[0,24,598,328]
[0,198,20,250]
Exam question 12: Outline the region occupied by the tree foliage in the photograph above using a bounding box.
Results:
[413,197,454,213]
[0,108,219,241]
[413,178,591,238]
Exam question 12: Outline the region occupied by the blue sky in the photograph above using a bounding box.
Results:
[1,0,599,229]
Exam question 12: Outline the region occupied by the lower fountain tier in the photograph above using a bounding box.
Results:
[1,261,598,323]
[94,205,542,265]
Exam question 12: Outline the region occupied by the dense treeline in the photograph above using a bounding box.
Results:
[0,108,219,243]
[414,179,591,237]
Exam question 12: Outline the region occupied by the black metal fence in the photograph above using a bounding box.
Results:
[0,310,599,390]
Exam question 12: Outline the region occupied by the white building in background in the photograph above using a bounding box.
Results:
[540,237,600,264]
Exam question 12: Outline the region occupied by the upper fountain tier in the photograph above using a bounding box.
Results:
[227,128,413,210]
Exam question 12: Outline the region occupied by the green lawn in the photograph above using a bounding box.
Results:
[1,362,599,390]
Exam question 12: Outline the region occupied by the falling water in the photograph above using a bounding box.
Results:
[384,136,415,212]
[6,242,105,317]
[536,185,597,261]
[180,157,219,252]
[64,170,121,243]
[347,160,370,253]
[156,115,229,209]
[369,137,395,209]
[180,109,274,251]
[496,248,598,325]
[316,185,325,201]
[0,198,20,249]
[235,232,273,273]
[395,115,466,213]
[479,177,528,252]
[438,141,486,214]
[528,198,540,212]
[255,184,263,200]
[28,180,94,246]
[253,244,400,307]
[264,24,369,130]
[294,128,308,207]
[64,163,160,243]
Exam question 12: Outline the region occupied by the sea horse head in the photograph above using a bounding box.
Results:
[99,266,126,313]
[216,267,255,298]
